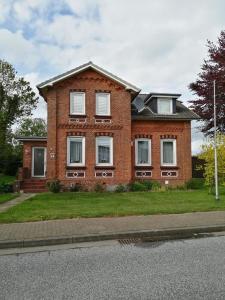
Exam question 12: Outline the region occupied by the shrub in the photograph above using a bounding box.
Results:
[141,180,153,191]
[186,178,205,190]
[130,181,147,192]
[0,182,14,193]
[69,183,83,192]
[94,183,105,192]
[47,180,61,193]
[151,181,161,191]
[115,184,126,193]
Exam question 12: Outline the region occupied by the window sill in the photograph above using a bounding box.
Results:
[135,166,153,170]
[94,115,112,119]
[69,114,86,118]
[66,166,86,170]
[95,166,115,170]
[160,166,179,170]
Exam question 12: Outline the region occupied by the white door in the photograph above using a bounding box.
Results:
[32,147,46,177]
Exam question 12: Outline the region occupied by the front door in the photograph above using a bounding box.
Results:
[32,147,46,177]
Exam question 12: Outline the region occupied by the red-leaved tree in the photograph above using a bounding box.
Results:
[189,30,225,135]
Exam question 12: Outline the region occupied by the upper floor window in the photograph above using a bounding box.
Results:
[96,93,110,116]
[157,98,173,114]
[161,139,176,166]
[67,136,85,166]
[135,139,151,166]
[70,92,85,115]
[96,136,113,166]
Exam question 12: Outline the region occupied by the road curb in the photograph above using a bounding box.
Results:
[1,224,225,249]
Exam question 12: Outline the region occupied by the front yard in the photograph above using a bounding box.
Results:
[0,188,224,223]
[0,193,19,204]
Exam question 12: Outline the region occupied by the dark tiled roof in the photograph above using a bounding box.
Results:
[132,94,200,121]
[16,136,47,141]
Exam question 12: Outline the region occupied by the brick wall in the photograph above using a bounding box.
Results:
[131,120,192,186]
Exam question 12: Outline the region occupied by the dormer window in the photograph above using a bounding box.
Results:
[157,98,173,114]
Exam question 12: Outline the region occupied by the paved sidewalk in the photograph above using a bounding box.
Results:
[0,210,225,248]
[0,193,35,213]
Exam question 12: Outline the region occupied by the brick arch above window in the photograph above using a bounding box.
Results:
[134,134,152,139]
[95,132,114,137]
[160,134,177,139]
[67,132,86,136]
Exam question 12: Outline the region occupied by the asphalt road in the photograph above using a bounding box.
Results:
[1,236,225,300]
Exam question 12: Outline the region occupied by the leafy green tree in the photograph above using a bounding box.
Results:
[0,59,38,173]
[198,133,225,190]
[14,118,47,137]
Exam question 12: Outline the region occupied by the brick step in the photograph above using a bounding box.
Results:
[23,188,48,193]
[22,183,47,187]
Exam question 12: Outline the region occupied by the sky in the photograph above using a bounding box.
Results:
[1,0,225,154]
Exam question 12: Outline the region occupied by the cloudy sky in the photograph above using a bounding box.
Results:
[1,0,225,154]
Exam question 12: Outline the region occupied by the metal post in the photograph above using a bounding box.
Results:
[213,80,219,200]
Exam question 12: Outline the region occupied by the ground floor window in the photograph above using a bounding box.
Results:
[67,137,85,166]
[96,136,113,166]
[160,139,176,166]
[135,138,151,166]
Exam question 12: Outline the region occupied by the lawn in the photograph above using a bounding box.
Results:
[0,188,224,223]
[0,193,19,204]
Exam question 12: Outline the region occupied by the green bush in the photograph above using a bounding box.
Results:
[151,181,161,191]
[94,183,106,192]
[115,184,126,193]
[0,182,14,193]
[186,178,205,190]
[141,180,153,191]
[69,183,83,192]
[130,181,147,192]
[47,180,61,193]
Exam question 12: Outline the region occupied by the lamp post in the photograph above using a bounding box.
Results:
[213,80,219,200]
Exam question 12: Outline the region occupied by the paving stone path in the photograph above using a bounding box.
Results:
[0,193,35,213]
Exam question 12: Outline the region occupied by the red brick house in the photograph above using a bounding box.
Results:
[17,62,199,192]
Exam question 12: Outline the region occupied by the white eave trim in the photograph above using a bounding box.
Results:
[37,62,141,93]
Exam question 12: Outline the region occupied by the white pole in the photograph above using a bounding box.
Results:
[213,80,219,200]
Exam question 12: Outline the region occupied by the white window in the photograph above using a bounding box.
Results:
[96,93,110,116]
[157,98,173,114]
[96,136,113,166]
[135,139,151,166]
[161,139,177,166]
[67,137,85,166]
[70,92,85,115]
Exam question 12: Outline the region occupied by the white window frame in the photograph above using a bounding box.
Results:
[96,136,113,166]
[96,93,111,116]
[70,92,85,115]
[67,136,85,166]
[135,138,151,166]
[157,98,173,114]
[160,139,177,166]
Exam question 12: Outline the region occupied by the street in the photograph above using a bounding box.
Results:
[1,236,225,300]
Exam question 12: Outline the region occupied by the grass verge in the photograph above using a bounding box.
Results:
[0,188,224,223]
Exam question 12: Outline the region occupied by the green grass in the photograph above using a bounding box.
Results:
[0,174,16,184]
[0,193,19,204]
[0,187,224,223]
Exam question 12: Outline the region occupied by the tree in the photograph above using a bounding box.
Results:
[198,133,225,190]
[0,59,38,173]
[14,118,47,137]
[189,30,225,135]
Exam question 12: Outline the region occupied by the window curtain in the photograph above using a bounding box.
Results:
[70,141,82,163]
[163,141,173,164]
[96,94,109,115]
[138,141,149,164]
